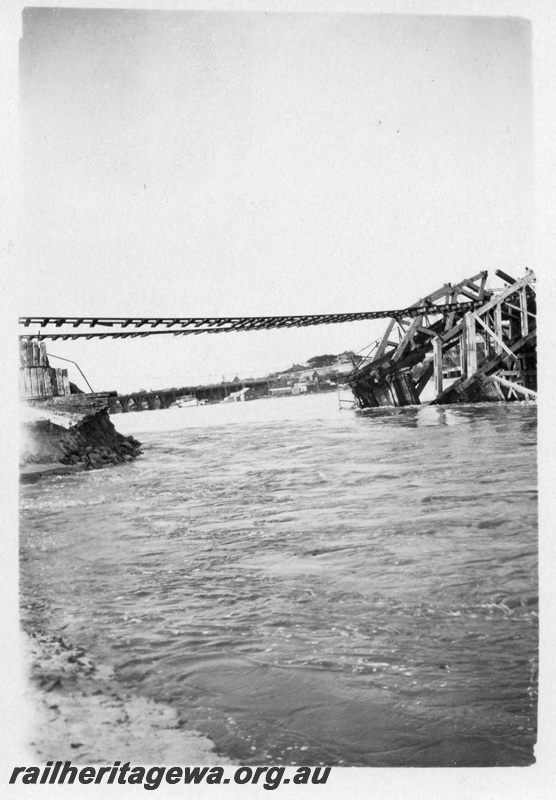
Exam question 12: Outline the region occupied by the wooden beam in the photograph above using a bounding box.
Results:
[489,374,537,399]
[472,312,516,360]
[476,272,489,300]
[392,317,422,362]
[494,303,503,355]
[417,325,438,338]
[465,313,477,376]
[372,318,397,362]
[434,330,536,403]
[473,274,534,319]
[504,301,536,319]
[520,287,529,336]
[433,337,443,397]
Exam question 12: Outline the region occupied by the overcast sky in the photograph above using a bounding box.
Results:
[18,6,533,392]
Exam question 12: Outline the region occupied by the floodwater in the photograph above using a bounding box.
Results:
[19,393,538,767]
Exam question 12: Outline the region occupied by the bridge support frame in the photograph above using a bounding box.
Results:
[348,272,490,408]
[349,271,536,408]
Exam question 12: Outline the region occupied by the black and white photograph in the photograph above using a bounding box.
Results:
[3,0,555,795]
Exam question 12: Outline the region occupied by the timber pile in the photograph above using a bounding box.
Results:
[19,340,70,398]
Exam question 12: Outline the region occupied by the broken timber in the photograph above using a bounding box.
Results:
[348,270,536,408]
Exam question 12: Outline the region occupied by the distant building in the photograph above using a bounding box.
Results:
[221,387,251,403]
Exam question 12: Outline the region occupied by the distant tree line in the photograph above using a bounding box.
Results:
[306,354,338,368]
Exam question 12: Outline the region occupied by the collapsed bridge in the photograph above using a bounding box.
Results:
[19,269,536,408]
[346,270,536,408]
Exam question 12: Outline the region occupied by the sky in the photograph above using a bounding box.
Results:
[16,4,534,392]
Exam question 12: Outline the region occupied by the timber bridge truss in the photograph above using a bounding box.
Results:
[19,269,536,407]
[346,270,536,407]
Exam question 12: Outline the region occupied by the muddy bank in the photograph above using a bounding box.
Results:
[21,625,231,765]
[20,396,143,483]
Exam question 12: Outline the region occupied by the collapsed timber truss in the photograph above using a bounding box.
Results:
[19,270,536,406]
[348,270,537,408]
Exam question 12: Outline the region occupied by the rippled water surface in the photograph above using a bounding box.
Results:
[20,394,538,766]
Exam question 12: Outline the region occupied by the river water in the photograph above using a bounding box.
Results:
[20,393,538,767]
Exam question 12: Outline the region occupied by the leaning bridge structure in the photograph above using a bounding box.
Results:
[346,270,536,407]
[19,269,536,408]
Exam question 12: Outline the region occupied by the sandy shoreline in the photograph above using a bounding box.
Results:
[21,625,232,766]
[17,402,231,766]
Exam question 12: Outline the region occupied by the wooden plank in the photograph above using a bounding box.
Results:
[27,369,35,396]
[42,368,52,396]
[28,369,37,397]
[61,368,70,395]
[494,303,503,354]
[54,368,67,395]
[23,369,32,396]
[19,342,30,367]
[520,287,529,336]
[39,341,49,366]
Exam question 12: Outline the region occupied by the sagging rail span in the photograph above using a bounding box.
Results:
[19,301,482,340]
